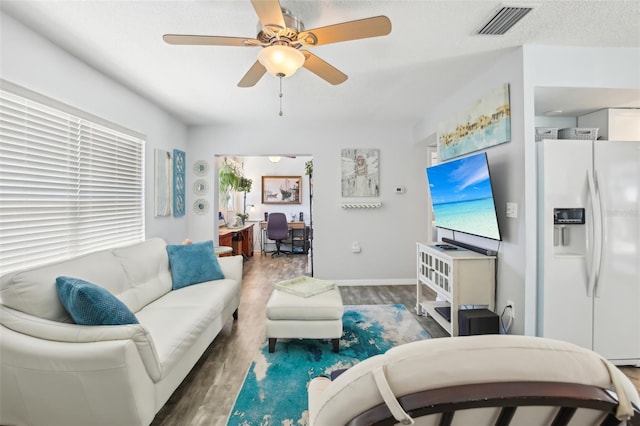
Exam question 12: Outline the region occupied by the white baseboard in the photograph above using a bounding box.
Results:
[333,278,415,286]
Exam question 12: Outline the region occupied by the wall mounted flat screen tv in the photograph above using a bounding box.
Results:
[426,152,502,241]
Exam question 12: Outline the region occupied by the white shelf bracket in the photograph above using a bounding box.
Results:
[340,201,382,209]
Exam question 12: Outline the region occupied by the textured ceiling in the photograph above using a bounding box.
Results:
[2,0,640,125]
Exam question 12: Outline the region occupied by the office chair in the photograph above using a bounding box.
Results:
[266,212,291,257]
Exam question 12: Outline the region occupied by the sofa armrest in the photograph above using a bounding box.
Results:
[0,305,162,382]
[217,254,243,284]
[308,376,332,426]
[1,324,156,426]
[309,354,387,426]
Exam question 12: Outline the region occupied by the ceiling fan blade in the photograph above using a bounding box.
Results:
[299,16,391,46]
[238,61,267,87]
[163,34,260,47]
[251,0,285,32]
[301,51,347,85]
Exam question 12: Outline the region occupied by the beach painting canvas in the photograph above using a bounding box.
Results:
[437,83,511,161]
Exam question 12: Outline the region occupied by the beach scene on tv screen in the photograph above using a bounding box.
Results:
[427,153,501,240]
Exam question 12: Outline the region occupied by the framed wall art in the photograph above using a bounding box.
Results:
[172,149,185,217]
[193,179,209,195]
[193,160,209,176]
[193,198,209,215]
[341,148,379,197]
[154,148,172,217]
[261,176,302,204]
[437,83,511,161]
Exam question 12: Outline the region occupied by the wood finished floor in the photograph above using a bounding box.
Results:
[151,253,639,426]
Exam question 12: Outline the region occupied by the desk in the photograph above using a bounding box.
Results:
[219,223,254,258]
[260,221,309,255]
[259,221,306,230]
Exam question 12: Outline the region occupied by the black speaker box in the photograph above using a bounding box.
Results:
[458,308,499,336]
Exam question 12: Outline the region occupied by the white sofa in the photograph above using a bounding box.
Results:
[308,335,640,426]
[0,238,243,426]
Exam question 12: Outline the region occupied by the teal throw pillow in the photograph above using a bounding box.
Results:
[56,276,139,325]
[166,240,225,290]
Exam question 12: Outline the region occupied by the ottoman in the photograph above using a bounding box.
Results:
[266,285,344,353]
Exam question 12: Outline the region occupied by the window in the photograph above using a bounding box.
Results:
[0,83,145,274]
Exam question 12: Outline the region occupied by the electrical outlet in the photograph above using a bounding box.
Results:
[351,241,361,253]
[506,299,515,319]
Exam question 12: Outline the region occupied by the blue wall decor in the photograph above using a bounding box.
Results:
[173,149,186,217]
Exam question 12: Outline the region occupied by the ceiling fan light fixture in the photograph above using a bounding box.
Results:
[258,45,305,78]
[269,156,282,163]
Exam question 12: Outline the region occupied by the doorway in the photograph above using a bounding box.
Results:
[213,154,314,274]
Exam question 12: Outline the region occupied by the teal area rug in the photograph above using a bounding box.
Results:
[227,304,430,425]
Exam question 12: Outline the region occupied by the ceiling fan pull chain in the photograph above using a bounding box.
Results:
[279,75,284,116]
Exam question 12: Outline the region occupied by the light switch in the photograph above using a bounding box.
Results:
[506,202,518,219]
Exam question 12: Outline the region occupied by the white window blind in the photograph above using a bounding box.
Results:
[0,87,145,274]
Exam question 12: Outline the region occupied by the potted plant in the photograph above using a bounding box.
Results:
[219,161,240,210]
[237,176,253,215]
[236,212,249,225]
[237,176,252,193]
[219,160,241,190]
[219,160,254,222]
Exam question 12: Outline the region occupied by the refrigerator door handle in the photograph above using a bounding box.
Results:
[586,170,599,297]
[593,171,605,298]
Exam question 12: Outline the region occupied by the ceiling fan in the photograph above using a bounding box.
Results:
[163,0,392,87]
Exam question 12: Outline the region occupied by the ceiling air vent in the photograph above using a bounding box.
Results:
[475,6,533,35]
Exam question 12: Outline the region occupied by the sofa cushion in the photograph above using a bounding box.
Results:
[56,276,139,325]
[0,250,127,322]
[166,240,224,290]
[112,238,173,313]
[135,277,239,375]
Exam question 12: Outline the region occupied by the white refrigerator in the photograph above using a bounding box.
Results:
[537,139,640,365]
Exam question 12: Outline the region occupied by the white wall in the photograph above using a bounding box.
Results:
[188,121,429,284]
[0,11,189,244]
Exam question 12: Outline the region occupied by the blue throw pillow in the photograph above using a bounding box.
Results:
[56,276,139,325]
[166,240,225,290]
